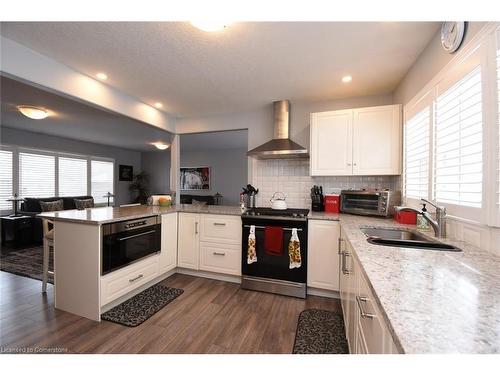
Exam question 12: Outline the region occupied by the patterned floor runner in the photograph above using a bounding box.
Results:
[293,309,349,354]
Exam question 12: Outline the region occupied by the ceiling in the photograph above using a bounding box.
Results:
[0,76,172,151]
[0,22,440,118]
[180,129,248,152]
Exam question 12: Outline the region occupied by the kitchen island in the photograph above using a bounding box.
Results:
[38,204,243,321]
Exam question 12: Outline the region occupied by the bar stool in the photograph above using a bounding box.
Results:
[42,219,54,293]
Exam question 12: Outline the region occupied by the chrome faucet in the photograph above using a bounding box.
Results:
[395,198,447,238]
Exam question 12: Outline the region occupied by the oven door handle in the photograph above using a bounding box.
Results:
[117,229,156,241]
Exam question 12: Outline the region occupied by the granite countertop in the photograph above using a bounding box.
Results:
[338,214,500,353]
[38,204,244,225]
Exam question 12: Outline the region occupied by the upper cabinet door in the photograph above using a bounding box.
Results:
[310,110,353,176]
[352,105,402,175]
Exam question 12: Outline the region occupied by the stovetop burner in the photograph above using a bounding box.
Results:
[243,207,310,219]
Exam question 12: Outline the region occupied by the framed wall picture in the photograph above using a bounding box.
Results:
[180,167,210,190]
[119,165,133,181]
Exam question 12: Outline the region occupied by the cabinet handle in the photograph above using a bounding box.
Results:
[341,252,350,275]
[213,252,226,256]
[195,222,199,234]
[129,274,144,283]
[356,296,376,319]
[347,163,352,166]
[213,222,226,226]
[338,237,343,255]
[342,252,351,275]
[353,163,357,166]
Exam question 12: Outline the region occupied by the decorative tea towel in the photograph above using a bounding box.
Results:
[247,225,257,264]
[288,228,301,269]
[264,226,284,256]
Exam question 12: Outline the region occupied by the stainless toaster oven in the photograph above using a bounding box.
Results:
[340,190,401,217]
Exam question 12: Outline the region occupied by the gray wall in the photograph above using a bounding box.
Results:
[176,94,393,150]
[393,22,487,105]
[1,126,141,206]
[180,148,247,205]
[141,151,171,195]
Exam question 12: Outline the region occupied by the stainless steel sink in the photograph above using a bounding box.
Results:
[361,227,462,252]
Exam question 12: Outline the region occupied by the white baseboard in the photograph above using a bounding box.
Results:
[307,287,340,299]
[176,268,241,284]
[101,268,338,315]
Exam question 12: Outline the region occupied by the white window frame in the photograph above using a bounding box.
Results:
[403,90,434,210]
[403,22,500,227]
[0,143,115,208]
[0,145,16,215]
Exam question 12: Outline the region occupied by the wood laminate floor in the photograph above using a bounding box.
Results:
[0,271,342,354]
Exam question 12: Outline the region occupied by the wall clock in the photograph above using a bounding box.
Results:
[441,22,466,53]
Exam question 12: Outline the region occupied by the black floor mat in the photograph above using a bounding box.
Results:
[293,309,349,354]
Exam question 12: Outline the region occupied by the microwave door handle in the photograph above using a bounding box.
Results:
[117,229,156,241]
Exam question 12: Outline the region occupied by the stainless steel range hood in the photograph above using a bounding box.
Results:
[247,100,309,159]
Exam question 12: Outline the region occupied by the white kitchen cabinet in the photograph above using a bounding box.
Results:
[199,242,241,276]
[352,105,401,175]
[310,110,353,176]
[200,215,242,245]
[100,255,160,306]
[307,220,340,291]
[177,213,200,270]
[160,213,178,274]
[339,230,401,354]
[344,238,358,353]
[310,104,401,176]
[339,228,349,326]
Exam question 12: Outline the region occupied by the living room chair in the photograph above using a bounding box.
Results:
[42,219,54,293]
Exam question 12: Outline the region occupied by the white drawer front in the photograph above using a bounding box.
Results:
[100,256,159,306]
[358,273,385,354]
[200,215,242,245]
[199,242,241,276]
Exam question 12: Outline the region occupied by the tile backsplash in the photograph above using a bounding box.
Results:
[252,159,401,209]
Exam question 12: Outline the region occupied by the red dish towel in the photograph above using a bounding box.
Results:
[264,226,284,255]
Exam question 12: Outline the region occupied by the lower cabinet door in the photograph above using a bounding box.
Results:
[199,242,241,276]
[177,213,200,270]
[307,220,340,291]
[160,213,178,273]
[355,323,368,354]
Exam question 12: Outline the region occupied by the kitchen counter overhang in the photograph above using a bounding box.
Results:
[37,204,244,225]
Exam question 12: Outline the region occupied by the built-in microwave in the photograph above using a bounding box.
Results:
[101,216,161,275]
[340,189,401,217]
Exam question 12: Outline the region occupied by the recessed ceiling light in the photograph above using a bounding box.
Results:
[96,72,108,80]
[17,106,49,120]
[342,75,352,83]
[190,20,231,32]
[152,142,169,150]
[154,102,163,108]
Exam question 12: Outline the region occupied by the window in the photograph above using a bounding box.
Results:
[0,150,13,210]
[19,152,56,198]
[59,156,87,197]
[404,107,430,199]
[91,160,114,204]
[434,66,483,208]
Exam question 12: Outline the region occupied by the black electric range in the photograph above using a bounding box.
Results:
[241,207,309,298]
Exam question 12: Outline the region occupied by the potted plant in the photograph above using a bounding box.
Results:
[129,171,150,204]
